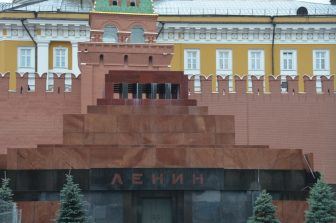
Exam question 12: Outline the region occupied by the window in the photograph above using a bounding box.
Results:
[248,50,264,76]
[228,75,234,93]
[216,49,232,74]
[281,76,288,93]
[112,0,118,6]
[280,50,297,75]
[18,47,35,70]
[103,25,118,43]
[184,49,200,75]
[28,73,35,92]
[281,51,295,70]
[46,73,54,92]
[194,74,201,93]
[53,47,68,69]
[130,0,136,6]
[130,26,145,43]
[64,73,72,92]
[313,50,329,71]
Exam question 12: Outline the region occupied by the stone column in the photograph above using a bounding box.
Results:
[37,41,50,75]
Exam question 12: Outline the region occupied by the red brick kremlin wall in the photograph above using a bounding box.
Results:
[189,76,336,183]
[0,73,81,154]
[0,74,335,183]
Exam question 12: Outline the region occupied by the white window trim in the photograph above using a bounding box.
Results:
[53,47,69,71]
[17,47,35,73]
[280,49,297,76]
[313,49,330,76]
[184,49,200,75]
[216,49,232,75]
[248,49,265,76]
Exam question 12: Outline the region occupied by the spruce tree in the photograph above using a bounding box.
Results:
[305,178,336,223]
[0,177,14,223]
[0,177,13,211]
[0,178,13,204]
[57,174,86,223]
[248,190,280,223]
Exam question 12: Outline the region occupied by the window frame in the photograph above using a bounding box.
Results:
[17,47,35,72]
[103,25,118,43]
[216,49,232,75]
[313,49,330,75]
[53,47,68,70]
[130,26,145,43]
[184,49,200,75]
[248,49,265,76]
[280,49,297,76]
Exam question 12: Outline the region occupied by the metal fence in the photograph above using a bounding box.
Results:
[0,200,21,223]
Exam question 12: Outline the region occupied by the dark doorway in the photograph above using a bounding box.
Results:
[141,198,173,223]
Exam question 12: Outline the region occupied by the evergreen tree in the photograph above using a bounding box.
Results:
[0,177,14,223]
[305,178,336,223]
[57,174,87,223]
[248,190,280,223]
[0,178,13,204]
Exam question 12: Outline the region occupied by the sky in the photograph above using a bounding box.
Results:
[0,0,331,3]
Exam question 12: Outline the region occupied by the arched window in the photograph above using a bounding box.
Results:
[130,0,136,6]
[297,7,308,16]
[130,26,145,43]
[103,25,118,43]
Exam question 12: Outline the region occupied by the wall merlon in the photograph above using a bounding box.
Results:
[0,72,81,95]
[188,74,335,95]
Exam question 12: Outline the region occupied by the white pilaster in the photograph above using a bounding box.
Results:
[37,41,50,75]
[71,42,80,76]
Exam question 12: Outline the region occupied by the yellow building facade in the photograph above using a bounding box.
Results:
[0,1,335,92]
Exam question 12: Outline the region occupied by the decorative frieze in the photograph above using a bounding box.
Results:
[0,20,90,42]
[158,23,336,44]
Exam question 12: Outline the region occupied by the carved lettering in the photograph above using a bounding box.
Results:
[132,173,143,185]
[111,173,123,185]
[152,173,164,185]
[172,173,184,185]
[193,174,204,185]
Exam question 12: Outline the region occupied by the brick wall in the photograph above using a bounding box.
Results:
[189,77,336,183]
[0,72,335,184]
[0,73,81,154]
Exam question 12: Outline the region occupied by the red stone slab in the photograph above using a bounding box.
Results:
[8,145,306,170]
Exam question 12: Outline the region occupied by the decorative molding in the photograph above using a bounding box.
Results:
[0,20,90,42]
[157,23,336,44]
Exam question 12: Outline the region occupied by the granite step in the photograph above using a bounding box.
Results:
[63,132,235,146]
[6,145,305,170]
[63,114,234,135]
[87,105,208,115]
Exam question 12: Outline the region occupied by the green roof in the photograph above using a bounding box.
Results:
[94,0,154,14]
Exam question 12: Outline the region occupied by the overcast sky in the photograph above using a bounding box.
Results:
[0,0,332,3]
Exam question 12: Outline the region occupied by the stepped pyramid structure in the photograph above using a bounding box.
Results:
[1,0,317,222]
